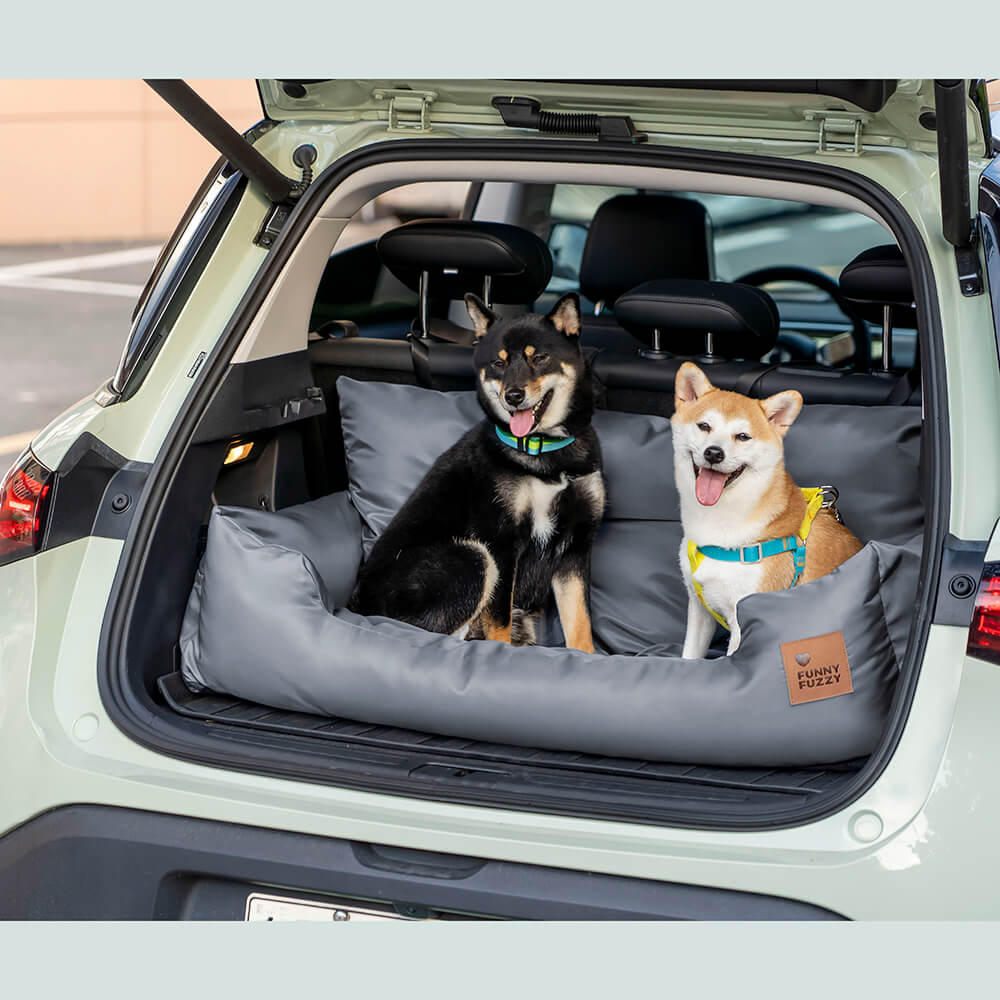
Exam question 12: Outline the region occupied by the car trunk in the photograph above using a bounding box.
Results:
[100,82,954,831]
[110,327,926,829]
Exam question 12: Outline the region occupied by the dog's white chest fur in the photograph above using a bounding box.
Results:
[501,474,569,542]
[684,548,766,622]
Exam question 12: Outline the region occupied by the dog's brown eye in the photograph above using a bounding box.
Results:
[490,358,506,371]
[697,422,711,432]
[532,352,549,364]
[735,432,751,442]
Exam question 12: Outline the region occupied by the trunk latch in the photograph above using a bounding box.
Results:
[373,88,437,132]
[803,110,870,156]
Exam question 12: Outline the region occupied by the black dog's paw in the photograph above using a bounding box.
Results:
[510,609,539,647]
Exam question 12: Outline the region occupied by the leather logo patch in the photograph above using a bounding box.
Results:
[780,631,852,706]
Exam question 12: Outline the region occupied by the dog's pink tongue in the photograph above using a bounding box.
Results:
[695,467,727,506]
[509,408,534,437]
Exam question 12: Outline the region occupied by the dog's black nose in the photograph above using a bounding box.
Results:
[504,387,526,407]
[703,445,725,465]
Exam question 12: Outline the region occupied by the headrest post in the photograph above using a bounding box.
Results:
[881,304,892,372]
[614,278,779,360]
[376,219,553,309]
[418,270,430,339]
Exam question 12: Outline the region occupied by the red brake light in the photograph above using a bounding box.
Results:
[0,451,53,565]
[966,562,1000,663]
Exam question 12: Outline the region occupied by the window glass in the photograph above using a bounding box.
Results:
[544,185,892,292]
[688,193,892,282]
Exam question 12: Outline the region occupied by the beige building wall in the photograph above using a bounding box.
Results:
[0,79,260,244]
[6,81,997,246]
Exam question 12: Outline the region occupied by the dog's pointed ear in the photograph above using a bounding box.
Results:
[761,390,803,437]
[546,292,581,337]
[674,362,715,410]
[465,293,497,341]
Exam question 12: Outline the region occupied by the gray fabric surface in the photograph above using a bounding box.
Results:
[177,378,925,765]
[180,491,363,687]
[338,378,923,551]
[180,498,917,765]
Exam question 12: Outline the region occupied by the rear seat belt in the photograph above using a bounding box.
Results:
[409,334,435,389]
[886,341,921,405]
[734,365,780,397]
[408,318,476,389]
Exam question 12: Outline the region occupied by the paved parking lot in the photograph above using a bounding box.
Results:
[0,241,160,470]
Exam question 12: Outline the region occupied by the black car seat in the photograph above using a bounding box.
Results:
[595,264,921,416]
[375,218,552,390]
[575,194,714,351]
[309,219,552,415]
[597,279,780,416]
[750,244,919,405]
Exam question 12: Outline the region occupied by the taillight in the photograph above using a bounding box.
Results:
[0,451,53,566]
[967,562,1000,664]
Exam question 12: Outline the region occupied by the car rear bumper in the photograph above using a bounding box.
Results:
[0,804,842,920]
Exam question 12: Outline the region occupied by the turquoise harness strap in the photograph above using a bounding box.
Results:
[494,424,576,455]
[688,487,829,629]
[698,535,808,586]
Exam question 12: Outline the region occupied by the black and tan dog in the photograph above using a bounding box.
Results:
[349,293,604,651]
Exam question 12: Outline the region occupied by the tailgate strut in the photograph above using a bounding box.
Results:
[934,79,984,296]
[145,80,297,205]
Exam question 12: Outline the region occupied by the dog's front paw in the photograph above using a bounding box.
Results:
[725,625,742,656]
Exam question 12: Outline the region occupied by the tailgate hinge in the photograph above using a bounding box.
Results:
[803,110,871,156]
[254,202,293,249]
[373,88,438,133]
[955,217,985,296]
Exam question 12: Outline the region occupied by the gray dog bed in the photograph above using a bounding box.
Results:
[179,379,922,766]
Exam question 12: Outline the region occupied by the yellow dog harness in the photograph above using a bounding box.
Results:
[687,487,829,631]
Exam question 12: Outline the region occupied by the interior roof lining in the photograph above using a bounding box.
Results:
[232,157,895,365]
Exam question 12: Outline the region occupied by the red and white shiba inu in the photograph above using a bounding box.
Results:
[672,362,862,658]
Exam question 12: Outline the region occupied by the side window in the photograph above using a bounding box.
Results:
[689,194,891,282]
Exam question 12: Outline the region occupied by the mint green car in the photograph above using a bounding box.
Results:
[2,79,999,920]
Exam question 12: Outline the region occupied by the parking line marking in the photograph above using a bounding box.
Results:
[0,276,144,298]
[0,429,38,456]
[0,245,161,280]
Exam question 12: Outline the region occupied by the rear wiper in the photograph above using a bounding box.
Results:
[492,96,648,144]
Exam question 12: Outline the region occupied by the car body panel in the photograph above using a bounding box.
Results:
[0,538,994,918]
[2,101,998,917]
[256,79,985,157]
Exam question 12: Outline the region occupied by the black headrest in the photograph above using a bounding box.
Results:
[579,194,712,306]
[614,279,780,358]
[839,245,915,324]
[377,219,552,304]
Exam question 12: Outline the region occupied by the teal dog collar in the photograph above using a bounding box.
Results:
[495,424,576,456]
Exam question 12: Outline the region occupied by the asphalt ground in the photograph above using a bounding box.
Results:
[0,241,159,471]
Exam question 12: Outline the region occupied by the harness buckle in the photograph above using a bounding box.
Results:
[818,485,844,524]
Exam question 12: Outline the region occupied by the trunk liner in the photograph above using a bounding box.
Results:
[158,672,865,818]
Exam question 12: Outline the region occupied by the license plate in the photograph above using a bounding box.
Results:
[245,892,411,922]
